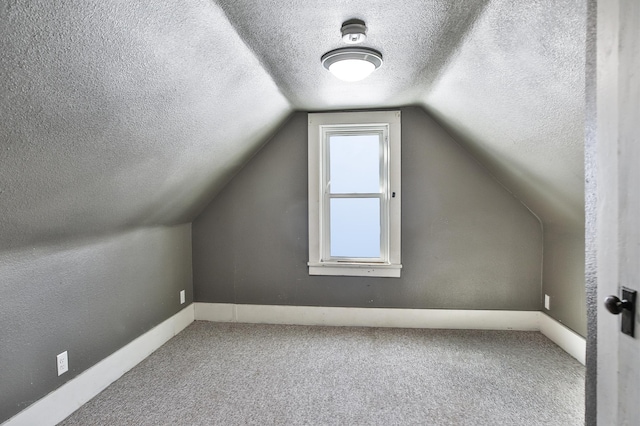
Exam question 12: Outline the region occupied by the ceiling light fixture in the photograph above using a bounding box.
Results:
[321,47,383,82]
[321,20,382,82]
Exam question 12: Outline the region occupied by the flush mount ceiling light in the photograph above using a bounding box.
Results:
[321,19,383,82]
[321,48,383,82]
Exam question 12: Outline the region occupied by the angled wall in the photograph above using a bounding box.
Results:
[0,0,291,253]
[0,225,192,423]
[542,227,586,336]
[193,107,542,310]
[417,0,586,338]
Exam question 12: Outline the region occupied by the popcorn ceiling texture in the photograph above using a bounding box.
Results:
[216,0,585,232]
[215,0,491,109]
[0,0,291,252]
[422,0,585,232]
[0,0,584,249]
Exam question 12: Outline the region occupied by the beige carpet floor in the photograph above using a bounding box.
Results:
[60,321,585,425]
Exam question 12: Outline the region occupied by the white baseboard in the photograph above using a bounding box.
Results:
[195,302,236,322]
[194,302,539,330]
[3,305,195,426]
[5,303,585,426]
[539,312,586,365]
[194,303,586,365]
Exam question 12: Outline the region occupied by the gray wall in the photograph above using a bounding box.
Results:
[542,227,587,336]
[193,107,542,310]
[0,224,192,423]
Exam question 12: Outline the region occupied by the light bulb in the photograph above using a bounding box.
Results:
[329,59,376,82]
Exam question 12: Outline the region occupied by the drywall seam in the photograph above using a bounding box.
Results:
[2,305,195,426]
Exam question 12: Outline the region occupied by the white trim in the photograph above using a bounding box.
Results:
[3,305,195,426]
[194,302,538,330]
[308,111,402,277]
[539,312,586,365]
[320,125,389,264]
[308,263,401,277]
[194,302,236,322]
[194,303,586,365]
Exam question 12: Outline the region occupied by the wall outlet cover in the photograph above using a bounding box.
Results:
[180,290,186,305]
[544,294,550,310]
[57,351,68,376]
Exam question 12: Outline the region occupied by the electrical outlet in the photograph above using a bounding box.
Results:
[57,351,68,376]
[180,290,186,304]
[544,294,551,310]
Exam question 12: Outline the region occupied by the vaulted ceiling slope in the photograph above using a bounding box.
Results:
[421,0,585,231]
[0,0,291,251]
[215,0,491,109]
[0,0,585,252]
[217,0,585,230]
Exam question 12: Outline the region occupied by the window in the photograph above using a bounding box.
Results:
[308,111,401,277]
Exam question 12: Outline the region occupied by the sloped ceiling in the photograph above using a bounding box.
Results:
[0,0,585,251]
[217,0,585,229]
[215,0,491,109]
[421,0,585,231]
[0,0,291,251]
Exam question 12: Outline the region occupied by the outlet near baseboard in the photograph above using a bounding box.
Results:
[180,290,186,305]
[57,351,68,376]
[544,294,550,310]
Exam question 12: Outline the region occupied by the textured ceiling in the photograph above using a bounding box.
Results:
[0,0,585,251]
[421,0,585,230]
[216,0,585,230]
[0,0,291,251]
[215,0,490,109]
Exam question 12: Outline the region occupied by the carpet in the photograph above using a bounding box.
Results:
[60,321,584,425]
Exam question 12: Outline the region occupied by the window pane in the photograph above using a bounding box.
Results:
[329,134,380,194]
[330,198,380,258]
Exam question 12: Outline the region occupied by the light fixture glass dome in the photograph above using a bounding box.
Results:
[321,47,383,82]
[329,59,375,82]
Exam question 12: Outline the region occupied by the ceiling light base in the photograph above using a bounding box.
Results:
[341,19,367,44]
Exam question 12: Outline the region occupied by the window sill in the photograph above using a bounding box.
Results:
[308,263,402,278]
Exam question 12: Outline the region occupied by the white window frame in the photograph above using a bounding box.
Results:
[308,111,401,278]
